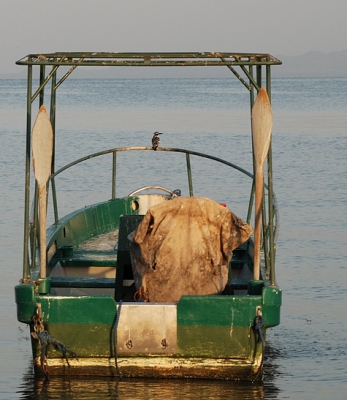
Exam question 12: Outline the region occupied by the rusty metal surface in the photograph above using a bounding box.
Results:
[34,355,262,381]
[117,303,177,354]
[16,52,282,67]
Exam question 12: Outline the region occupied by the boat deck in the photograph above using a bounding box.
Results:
[59,230,119,267]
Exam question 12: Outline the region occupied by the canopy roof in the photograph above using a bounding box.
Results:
[16,52,282,67]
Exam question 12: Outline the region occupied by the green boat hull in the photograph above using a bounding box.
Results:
[15,282,281,379]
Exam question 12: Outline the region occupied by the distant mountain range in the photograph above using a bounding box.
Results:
[273,50,347,78]
[2,50,346,79]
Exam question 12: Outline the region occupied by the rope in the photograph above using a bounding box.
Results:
[32,330,76,377]
[252,315,265,383]
[36,331,76,357]
[254,315,265,360]
[254,315,265,346]
[114,300,122,379]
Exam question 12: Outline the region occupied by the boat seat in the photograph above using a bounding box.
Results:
[229,243,248,269]
[59,249,118,267]
[50,277,115,288]
[115,214,144,301]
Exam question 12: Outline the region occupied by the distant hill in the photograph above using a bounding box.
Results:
[273,50,347,78]
[2,50,347,79]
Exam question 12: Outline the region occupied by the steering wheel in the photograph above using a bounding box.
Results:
[128,185,178,197]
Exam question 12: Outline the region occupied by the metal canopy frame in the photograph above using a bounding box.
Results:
[17,51,281,66]
[17,52,281,284]
[17,52,282,94]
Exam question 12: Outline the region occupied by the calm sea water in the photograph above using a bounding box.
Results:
[1,77,347,399]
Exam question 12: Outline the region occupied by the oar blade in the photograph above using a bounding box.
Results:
[32,105,53,186]
[251,87,273,166]
[251,87,273,281]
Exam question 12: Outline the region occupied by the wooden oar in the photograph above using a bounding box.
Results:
[32,105,53,279]
[251,87,273,281]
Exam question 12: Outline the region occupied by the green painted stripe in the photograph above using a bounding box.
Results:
[177,325,255,358]
[30,323,113,358]
[177,295,261,327]
[39,296,117,325]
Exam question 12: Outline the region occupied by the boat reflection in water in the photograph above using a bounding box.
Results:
[20,376,267,400]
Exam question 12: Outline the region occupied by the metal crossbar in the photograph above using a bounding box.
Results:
[16,52,282,67]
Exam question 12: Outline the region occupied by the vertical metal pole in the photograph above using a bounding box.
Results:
[112,151,117,199]
[50,69,57,137]
[39,65,45,106]
[50,69,59,224]
[266,65,276,285]
[22,66,33,279]
[247,65,255,225]
[256,64,262,89]
[186,153,193,196]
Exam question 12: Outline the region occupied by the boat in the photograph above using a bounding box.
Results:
[14,52,282,381]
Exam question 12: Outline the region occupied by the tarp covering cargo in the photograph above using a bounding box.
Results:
[129,197,253,302]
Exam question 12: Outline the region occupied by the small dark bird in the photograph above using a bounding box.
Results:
[152,132,163,150]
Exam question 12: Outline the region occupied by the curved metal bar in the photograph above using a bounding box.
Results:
[128,185,176,197]
[51,146,279,231]
[52,146,254,180]
[51,147,279,236]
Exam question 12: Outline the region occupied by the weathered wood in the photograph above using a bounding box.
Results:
[251,88,273,281]
[32,105,53,278]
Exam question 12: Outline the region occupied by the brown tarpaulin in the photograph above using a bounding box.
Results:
[129,197,253,302]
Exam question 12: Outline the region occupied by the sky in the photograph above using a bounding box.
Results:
[1,0,346,75]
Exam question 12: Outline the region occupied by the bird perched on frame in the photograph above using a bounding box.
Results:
[152,132,163,150]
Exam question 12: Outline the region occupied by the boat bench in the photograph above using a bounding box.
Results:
[229,279,248,290]
[51,249,118,290]
[49,277,248,291]
[59,249,118,267]
[51,214,144,295]
[230,243,247,269]
[50,277,115,288]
